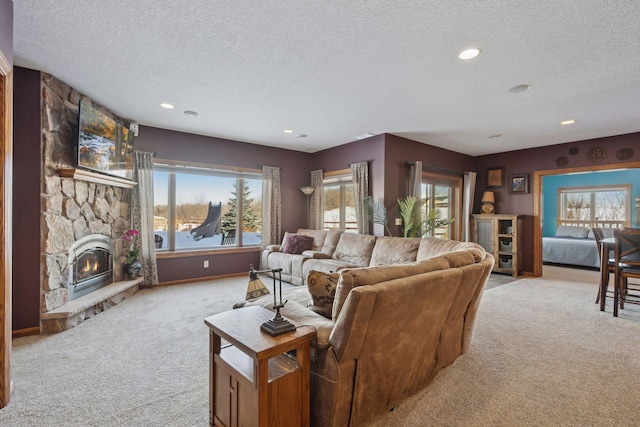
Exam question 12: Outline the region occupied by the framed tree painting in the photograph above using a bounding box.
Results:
[509,174,529,193]
[486,166,505,188]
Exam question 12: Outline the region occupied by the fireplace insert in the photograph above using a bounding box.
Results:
[68,234,113,300]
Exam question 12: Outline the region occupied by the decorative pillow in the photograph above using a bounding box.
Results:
[306,270,339,319]
[555,225,589,238]
[282,233,314,254]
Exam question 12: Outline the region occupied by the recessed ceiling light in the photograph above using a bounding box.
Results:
[561,119,577,125]
[183,110,199,118]
[458,48,481,60]
[160,103,175,109]
[508,84,531,93]
[284,129,294,134]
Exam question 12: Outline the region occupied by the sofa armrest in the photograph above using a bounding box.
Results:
[265,244,281,252]
[302,250,331,259]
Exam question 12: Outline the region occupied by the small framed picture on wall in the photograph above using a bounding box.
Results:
[509,174,529,193]
[486,166,505,188]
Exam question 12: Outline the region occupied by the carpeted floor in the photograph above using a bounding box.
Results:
[1,269,638,426]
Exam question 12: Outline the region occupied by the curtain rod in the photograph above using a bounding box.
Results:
[404,161,463,176]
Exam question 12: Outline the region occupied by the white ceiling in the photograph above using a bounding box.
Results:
[12,1,640,156]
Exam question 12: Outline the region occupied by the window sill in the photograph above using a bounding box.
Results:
[156,246,261,259]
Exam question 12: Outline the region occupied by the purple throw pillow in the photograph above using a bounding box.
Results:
[282,234,314,254]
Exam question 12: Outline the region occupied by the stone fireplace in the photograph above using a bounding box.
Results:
[39,72,141,333]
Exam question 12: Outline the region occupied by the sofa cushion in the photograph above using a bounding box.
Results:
[320,229,344,255]
[333,233,377,266]
[306,270,339,319]
[441,250,476,268]
[417,237,485,262]
[332,257,450,320]
[369,236,421,266]
[295,228,328,251]
[282,233,314,254]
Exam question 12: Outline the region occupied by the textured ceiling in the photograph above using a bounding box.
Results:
[12,1,640,156]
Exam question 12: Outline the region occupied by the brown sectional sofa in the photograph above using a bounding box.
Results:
[245,229,494,426]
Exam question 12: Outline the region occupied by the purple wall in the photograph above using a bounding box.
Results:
[12,67,42,330]
[0,0,12,66]
[134,126,314,282]
[476,132,640,273]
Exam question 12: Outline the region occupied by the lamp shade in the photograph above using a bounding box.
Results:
[246,265,270,300]
[300,186,315,196]
[481,191,495,203]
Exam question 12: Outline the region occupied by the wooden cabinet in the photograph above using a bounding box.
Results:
[204,306,316,427]
[472,214,522,277]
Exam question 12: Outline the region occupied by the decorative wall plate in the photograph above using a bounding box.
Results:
[587,147,607,163]
[616,148,633,160]
[569,147,579,155]
[555,156,568,167]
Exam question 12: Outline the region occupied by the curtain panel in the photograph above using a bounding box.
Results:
[409,161,423,234]
[131,151,159,286]
[310,169,323,230]
[261,166,281,247]
[351,162,370,234]
[462,171,477,242]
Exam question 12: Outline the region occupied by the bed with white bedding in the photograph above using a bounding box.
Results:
[542,225,613,268]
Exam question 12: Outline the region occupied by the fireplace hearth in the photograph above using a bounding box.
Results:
[68,234,113,300]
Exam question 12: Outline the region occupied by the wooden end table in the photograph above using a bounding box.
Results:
[204,305,316,427]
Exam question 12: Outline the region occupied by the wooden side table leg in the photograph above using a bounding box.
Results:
[210,331,221,426]
[257,358,269,427]
[297,343,311,427]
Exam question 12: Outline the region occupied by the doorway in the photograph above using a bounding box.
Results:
[533,161,640,277]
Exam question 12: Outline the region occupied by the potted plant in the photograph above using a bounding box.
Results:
[122,229,142,280]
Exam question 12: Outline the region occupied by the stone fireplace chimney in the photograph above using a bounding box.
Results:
[40,73,138,332]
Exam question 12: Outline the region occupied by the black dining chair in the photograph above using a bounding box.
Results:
[612,228,640,317]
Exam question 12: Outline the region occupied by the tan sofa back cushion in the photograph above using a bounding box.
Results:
[332,257,450,320]
[321,229,344,255]
[295,229,328,252]
[417,237,486,262]
[333,233,376,266]
[296,228,344,256]
[369,236,421,266]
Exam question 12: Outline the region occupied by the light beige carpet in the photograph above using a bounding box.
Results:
[1,272,638,426]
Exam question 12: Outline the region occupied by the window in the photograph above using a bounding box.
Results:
[153,162,262,251]
[558,185,630,228]
[323,173,357,232]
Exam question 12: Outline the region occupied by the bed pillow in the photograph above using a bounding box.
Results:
[555,225,589,238]
[282,233,314,254]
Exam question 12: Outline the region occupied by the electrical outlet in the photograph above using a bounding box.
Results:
[395,218,402,226]
[204,260,209,268]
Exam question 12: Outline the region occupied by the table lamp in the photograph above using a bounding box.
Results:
[481,191,495,214]
[247,265,296,336]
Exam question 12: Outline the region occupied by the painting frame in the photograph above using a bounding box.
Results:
[509,174,529,194]
[486,166,505,188]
